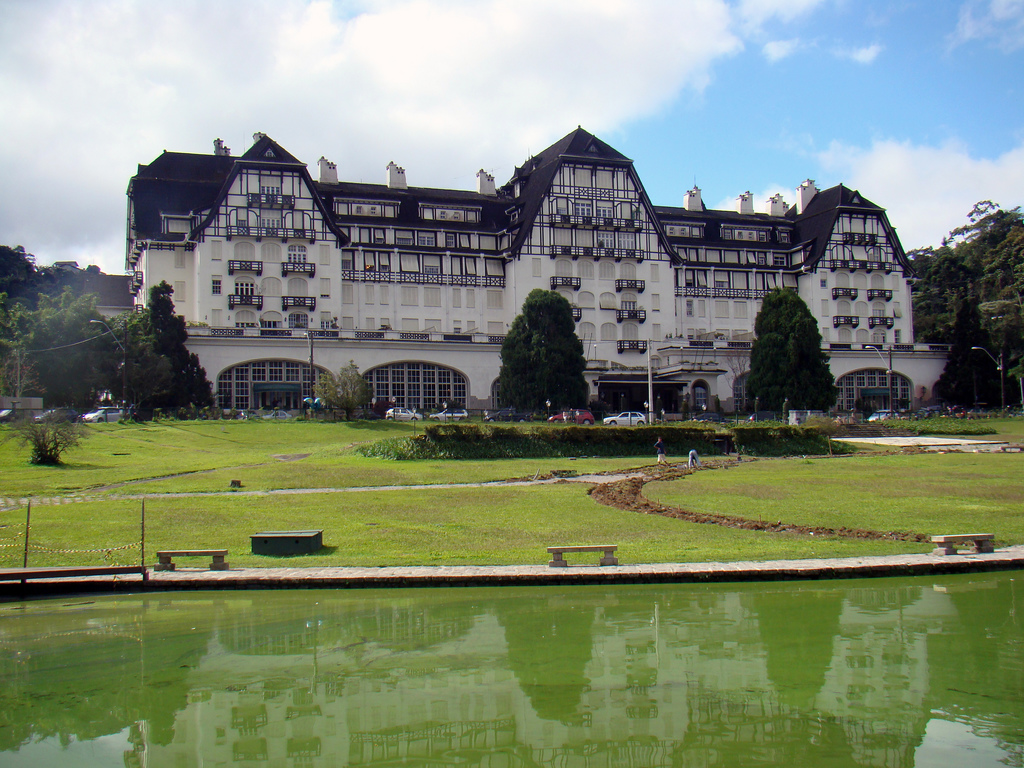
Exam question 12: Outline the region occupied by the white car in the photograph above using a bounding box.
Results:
[82,407,123,423]
[603,411,646,426]
[386,407,422,421]
[261,409,293,419]
[428,408,469,422]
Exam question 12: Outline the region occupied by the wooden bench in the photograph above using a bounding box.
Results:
[548,545,618,567]
[156,549,229,571]
[931,533,995,556]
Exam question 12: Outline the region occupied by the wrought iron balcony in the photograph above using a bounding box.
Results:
[832,287,858,299]
[228,260,263,276]
[548,245,642,261]
[571,305,582,321]
[833,315,859,327]
[615,279,646,293]
[867,289,893,301]
[842,232,877,246]
[824,259,891,273]
[281,261,316,277]
[616,308,647,323]
[246,193,296,209]
[617,340,648,353]
[226,225,311,241]
[550,276,581,290]
[228,294,263,309]
[282,296,316,310]
[868,316,894,328]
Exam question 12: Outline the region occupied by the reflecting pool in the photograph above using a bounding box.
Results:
[1,572,1022,767]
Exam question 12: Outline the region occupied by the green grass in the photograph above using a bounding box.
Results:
[1,419,1022,568]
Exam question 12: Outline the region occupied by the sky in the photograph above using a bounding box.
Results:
[1,0,1022,276]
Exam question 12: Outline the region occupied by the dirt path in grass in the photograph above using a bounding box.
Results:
[588,460,930,542]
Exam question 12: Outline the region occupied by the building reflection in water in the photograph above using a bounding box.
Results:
[0,575,1021,767]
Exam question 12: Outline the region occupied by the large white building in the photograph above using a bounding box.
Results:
[126,129,947,414]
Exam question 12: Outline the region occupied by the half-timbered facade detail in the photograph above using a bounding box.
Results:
[126,129,946,415]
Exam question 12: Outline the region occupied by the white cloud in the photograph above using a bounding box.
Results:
[952,0,1024,51]
[817,138,1024,249]
[0,0,744,274]
[735,0,827,30]
[762,38,801,62]
[835,43,883,63]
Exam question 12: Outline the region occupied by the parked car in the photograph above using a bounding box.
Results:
[34,408,82,423]
[484,408,532,422]
[603,411,646,426]
[82,407,123,423]
[261,409,293,419]
[385,407,423,421]
[428,408,469,422]
[548,409,595,425]
[692,412,724,423]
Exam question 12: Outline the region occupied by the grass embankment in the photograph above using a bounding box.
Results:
[0,419,1021,568]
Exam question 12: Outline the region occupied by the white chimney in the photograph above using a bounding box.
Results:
[252,132,267,145]
[318,157,338,184]
[476,169,496,196]
[213,138,231,156]
[765,193,788,216]
[386,161,407,189]
[684,186,703,212]
[796,179,818,214]
[736,191,754,215]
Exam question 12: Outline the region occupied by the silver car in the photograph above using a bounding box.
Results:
[602,411,646,426]
[386,407,423,421]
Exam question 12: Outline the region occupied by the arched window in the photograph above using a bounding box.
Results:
[260,311,282,329]
[287,277,307,296]
[578,321,596,340]
[619,261,636,279]
[600,323,616,341]
[234,241,255,260]
[261,243,281,263]
[555,258,573,277]
[578,291,595,308]
[622,322,639,340]
[732,373,749,411]
[836,272,850,288]
[365,362,468,411]
[693,382,709,410]
[261,277,281,296]
[836,368,912,411]
[599,261,615,280]
[870,273,885,289]
[234,310,257,328]
[837,327,852,343]
[235,278,256,296]
[599,292,616,309]
[837,299,851,315]
[578,260,594,279]
[216,359,323,411]
[287,244,308,264]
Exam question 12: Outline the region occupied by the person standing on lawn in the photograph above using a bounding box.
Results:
[655,437,666,464]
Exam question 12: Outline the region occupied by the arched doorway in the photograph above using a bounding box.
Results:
[216,359,327,411]
[836,368,912,412]
[365,362,468,411]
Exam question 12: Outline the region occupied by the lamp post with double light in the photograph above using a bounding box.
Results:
[971,346,1005,412]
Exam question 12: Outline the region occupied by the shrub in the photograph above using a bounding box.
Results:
[4,418,86,465]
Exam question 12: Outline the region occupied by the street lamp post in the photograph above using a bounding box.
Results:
[90,319,127,411]
[971,346,1005,411]
[306,331,315,412]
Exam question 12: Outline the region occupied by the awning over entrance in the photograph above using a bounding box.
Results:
[253,383,302,393]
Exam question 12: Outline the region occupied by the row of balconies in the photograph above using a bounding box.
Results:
[831,287,894,300]
[226,225,313,242]
[841,232,878,246]
[549,213,644,230]
[549,245,642,261]
[246,193,296,209]
[833,315,896,328]
[547,277,647,293]
[675,286,772,299]
[824,259,892,273]
[228,295,316,311]
[228,260,316,277]
[341,269,505,288]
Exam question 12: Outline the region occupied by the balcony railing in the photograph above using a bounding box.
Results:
[868,316,894,328]
[247,193,296,209]
[571,306,582,321]
[228,294,263,309]
[550,214,642,230]
[833,315,859,327]
[341,269,505,288]
[841,232,877,246]
[550,276,582,290]
[675,286,773,299]
[548,245,642,261]
[282,296,316,310]
[228,260,263,276]
[259,328,292,337]
[824,259,891,273]
[616,308,647,323]
[832,287,858,299]
[617,340,648,353]
[226,225,312,241]
[867,289,893,301]
[615,279,646,293]
[281,261,316,277]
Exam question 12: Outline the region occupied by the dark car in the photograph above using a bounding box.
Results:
[692,412,724,423]
[484,408,532,422]
[34,408,82,423]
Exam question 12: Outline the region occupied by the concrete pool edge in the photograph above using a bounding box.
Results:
[4,546,1024,598]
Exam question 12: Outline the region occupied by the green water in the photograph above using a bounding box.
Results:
[1,573,1022,767]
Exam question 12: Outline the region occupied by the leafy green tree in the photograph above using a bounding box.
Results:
[146,282,213,408]
[747,288,837,411]
[499,290,587,411]
[935,296,999,406]
[314,361,372,419]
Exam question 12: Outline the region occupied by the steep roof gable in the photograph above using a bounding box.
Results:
[239,133,305,166]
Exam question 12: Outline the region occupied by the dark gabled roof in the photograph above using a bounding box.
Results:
[504,127,677,262]
[316,181,512,233]
[129,153,234,239]
[239,134,305,166]
[788,184,908,270]
[654,206,794,253]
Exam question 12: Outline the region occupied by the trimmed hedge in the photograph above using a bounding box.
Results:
[357,423,845,460]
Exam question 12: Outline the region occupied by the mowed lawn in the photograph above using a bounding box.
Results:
[1,419,1022,568]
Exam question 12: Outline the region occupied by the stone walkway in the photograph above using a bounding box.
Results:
[5,546,1024,597]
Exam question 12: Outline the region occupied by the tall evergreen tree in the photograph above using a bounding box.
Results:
[146,282,213,408]
[499,290,587,410]
[747,289,837,411]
